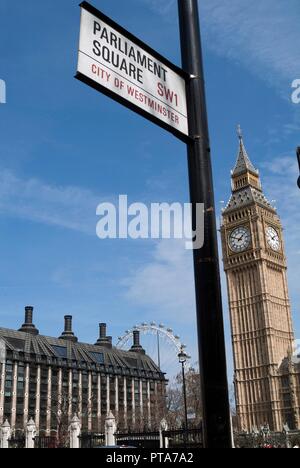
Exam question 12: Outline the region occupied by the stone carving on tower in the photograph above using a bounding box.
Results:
[221,128,300,432]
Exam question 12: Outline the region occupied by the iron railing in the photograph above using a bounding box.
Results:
[79,432,105,449]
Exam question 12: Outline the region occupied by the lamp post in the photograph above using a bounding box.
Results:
[178,348,189,447]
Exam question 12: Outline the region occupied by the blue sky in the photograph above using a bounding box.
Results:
[0,0,299,381]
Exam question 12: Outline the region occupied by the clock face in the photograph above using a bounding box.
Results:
[229,227,251,253]
[266,226,280,251]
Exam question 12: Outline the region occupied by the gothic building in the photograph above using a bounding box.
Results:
[221,130,300,432]
[0,308,166,435]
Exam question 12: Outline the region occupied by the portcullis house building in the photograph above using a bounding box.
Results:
[0,308,166,435]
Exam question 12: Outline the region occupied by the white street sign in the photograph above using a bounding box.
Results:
[76,2,189,139]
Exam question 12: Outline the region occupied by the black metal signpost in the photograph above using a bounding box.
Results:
[178,0,232,448]
[75,0,232,448]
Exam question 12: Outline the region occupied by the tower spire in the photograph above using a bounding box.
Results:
[223,127,275,214]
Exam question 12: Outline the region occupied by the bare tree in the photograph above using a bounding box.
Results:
[47,389,73,447]
[165,366,202,428]
[48,387,99,447]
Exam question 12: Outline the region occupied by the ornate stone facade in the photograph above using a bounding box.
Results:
[221,131,300,432]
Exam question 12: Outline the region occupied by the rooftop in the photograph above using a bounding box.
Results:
[0,307,164,379]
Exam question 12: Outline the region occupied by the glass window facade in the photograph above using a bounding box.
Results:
[4,361,13,417]
[0,337,165,435]
[16,363,25,428]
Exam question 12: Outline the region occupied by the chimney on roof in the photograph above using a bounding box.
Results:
[59,316,78,343]
[130,330,145,355]
[100,323,107,339]
[19,306,39,336]
[95,323,112,349]
[133,330,140,347]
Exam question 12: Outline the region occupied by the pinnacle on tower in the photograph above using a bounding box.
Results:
[232,125,258,177]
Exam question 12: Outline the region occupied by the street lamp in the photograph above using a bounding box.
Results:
[178,348,189,446]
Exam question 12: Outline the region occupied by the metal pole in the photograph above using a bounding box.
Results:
[182,362,189,446]
[177,0,232,448]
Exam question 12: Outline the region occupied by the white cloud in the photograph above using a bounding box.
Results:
[142,0,175,16]
[0,169,106,235]
[142,0,300,94]
[283,122,300,136]
[123,239,196,322]
[262,155,297,177]
[123,235,232,376]
[122,238,200,369]
[201,0,299,84]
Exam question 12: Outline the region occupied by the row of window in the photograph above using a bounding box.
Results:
[1,362,163,421]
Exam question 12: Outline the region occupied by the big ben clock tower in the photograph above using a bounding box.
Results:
[221,128,299,432]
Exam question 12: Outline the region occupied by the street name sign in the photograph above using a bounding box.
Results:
[76,1,189,140]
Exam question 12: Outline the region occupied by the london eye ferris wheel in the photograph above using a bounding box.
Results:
[116,322,191,380]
